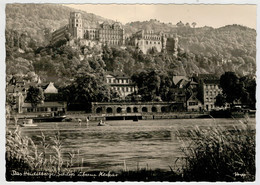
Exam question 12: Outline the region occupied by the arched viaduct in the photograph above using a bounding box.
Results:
[91,102,184,115]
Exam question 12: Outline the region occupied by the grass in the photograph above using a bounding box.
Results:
[176,118,255,181]
[6,118,255,181]
[6,126,76,180]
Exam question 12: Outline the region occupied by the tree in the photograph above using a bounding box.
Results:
[176,21,184,27]
[215,94,226,107]
[25,86,45,109]
[219,72,241,105]
[62,73,110,111]
[192,22,197,28]
[239,76,256,108]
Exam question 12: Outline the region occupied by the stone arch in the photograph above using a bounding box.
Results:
[106,107,113,114]
[161,106,166,113]
[116,107,122,113]
[133,107,138,113]
[126,107,131,113]
[96,107,102,114]
[142,107,148,112]
[152,107,157,112]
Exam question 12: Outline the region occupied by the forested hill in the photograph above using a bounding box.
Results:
[126,19,256,74]
[126,19,256,60]
[5,4,256,84]
[6,3,256,63]
[6,4,112,44]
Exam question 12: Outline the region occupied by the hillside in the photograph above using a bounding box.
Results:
[126,20,256,76]
[5,4,256,84]
[6,4,113,44]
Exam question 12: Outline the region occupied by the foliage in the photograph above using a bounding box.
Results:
[220,72,241,104]
[219,72,256,107]
[6,127,62,173]
[132,70,175,101]
[25,85,45,108]
[215,94,226,107]
[176,119,255,181]
[6,4,111,44]
[6,4,256,80]
[60,72,111,111]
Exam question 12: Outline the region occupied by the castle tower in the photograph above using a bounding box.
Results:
[173,33,179,56]
[161,33,167,53]
[69,12,83,39]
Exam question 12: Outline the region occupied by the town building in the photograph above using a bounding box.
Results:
[187,93,203,111]
[202,79,222,111]
[6,79,67,114]
[105,74,137,99]
[22,102,66,113]
[52,12,125,46]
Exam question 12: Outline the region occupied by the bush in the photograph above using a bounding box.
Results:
[6,126,76,181]
[177,118,255,181]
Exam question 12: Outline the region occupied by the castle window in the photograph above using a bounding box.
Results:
[76,24,78,26]
[158,42,160,44]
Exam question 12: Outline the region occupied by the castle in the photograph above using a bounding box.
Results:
[51,12,178,55]
[52,12,125,46]
[127,30,167,54]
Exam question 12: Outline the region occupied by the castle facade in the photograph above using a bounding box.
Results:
[127,30,167,54]
[51,12,178,55]
[52,12,125,46]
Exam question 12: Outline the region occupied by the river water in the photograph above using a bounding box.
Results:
[19,118,255,172]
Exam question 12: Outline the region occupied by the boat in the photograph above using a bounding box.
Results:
[210,107,254,118]
[19,119,37,127]
[97,120,108,126]
[32,115,66,122]
[27,111,67,122]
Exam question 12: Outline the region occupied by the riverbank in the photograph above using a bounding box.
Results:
[64,112,209,121]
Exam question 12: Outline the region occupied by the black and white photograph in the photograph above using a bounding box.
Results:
[2,1,258,183]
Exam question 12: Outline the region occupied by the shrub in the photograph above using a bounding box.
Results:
[177,119,255,181]
[6,126,76,180]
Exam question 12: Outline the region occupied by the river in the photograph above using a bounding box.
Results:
[17,118,255,172]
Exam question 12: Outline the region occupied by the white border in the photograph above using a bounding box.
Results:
[0,0,259,185]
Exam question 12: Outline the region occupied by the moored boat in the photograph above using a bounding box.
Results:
[32,115,66,122]
[19,119,37,127]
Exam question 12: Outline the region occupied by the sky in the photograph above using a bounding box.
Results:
[64,4,256,29]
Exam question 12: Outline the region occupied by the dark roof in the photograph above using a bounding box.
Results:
[195,74,218,80]
[23,102,65,108]
[204,79,220,84]
[187,94,202,103]
[106,72,130,79]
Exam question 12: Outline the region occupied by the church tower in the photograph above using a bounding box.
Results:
[69,12,83,39]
